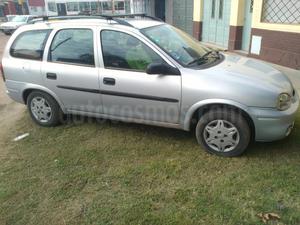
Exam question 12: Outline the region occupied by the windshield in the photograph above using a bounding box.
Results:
[11,16,28,23]
[6,15,16,22]
[142,24,211,66]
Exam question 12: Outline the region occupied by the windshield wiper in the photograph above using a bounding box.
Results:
[187,50,220,66]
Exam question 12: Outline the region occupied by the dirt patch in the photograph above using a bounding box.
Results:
[0,33,25,152]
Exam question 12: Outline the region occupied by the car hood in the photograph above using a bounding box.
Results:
[0,21,25,28]
[218,54,293,94]
[181,54,295,108]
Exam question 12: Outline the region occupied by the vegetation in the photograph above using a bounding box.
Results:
[0,112,299,225]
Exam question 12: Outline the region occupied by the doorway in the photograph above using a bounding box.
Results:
[155,0,165,21]
[57,3,67,16]
[202,0,231,48]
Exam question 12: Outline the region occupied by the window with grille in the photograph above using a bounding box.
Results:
[261,0,300,24]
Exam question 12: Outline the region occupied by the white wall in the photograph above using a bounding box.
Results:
[28,6,46,16]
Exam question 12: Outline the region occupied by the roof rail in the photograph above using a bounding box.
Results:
[96,13,163,22]
[111,18,134,27]
[29,14,163,28]
[29,15,105,24]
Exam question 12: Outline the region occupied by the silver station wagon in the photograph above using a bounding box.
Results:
[1,14,299,157]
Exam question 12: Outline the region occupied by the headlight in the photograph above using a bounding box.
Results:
[277,93,292,111]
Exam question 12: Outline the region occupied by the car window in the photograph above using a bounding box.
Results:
[101,30,165,71]
[10,30,51,60]
[6,15,16,22]
[11,15,27,22]
[49,29,94,66]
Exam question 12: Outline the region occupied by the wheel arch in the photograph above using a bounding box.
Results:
[183,100,256,140]
[22,87,66,114]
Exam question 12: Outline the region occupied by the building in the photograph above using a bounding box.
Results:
[1,0,195,38]
[39,0,195,36]
[27,0,45,15]
[165,0,194,36]
[3,0,298,70]
[192,0,300,69]
[0,0,28,16]
[1,0,157,17]
[43,0,132,16]
[42,0,160,17]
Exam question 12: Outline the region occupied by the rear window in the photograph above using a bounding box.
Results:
[10,30,51,61]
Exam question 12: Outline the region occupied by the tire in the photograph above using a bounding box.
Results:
[195,107,251,157]
[27,91,63,127]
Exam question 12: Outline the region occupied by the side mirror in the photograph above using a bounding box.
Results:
[146,63,181,76]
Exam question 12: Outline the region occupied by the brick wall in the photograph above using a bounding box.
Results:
[249,28,300,70]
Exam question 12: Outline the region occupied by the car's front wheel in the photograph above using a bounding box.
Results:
[195,107,251,157]
[27,91,63,127]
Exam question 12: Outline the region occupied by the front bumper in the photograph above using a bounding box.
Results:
[250,93,299,142]
[0,28,15,34]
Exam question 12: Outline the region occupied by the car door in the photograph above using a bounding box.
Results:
[42,27,102,114]
[98,29,181,124]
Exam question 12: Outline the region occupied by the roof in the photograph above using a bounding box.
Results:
[29,15,164,30]
[124,19,163,29]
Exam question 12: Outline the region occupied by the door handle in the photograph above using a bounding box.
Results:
[103,77,116,85]
[46,72,57,80]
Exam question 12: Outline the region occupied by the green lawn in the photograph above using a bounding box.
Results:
[0,112,299,225]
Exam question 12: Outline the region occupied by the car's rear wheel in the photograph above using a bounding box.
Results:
[195,107,251,157]
[27,91,63,127]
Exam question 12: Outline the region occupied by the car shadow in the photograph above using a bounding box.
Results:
[62,114,300,158]
[63,114,192,141]
[244,130,300,158]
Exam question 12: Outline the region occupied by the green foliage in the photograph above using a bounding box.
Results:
[0,113,299,225]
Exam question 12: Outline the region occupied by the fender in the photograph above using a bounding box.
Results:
[22,82,67,114]
[182,99,256,131]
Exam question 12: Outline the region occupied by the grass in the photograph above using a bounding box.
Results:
[0,112,300,225]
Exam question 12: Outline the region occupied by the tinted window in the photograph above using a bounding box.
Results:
[49,29,94,66]
[10,30,51,60]
[101,30,164,71]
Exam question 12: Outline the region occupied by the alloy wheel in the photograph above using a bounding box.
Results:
[30,96,52,123]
